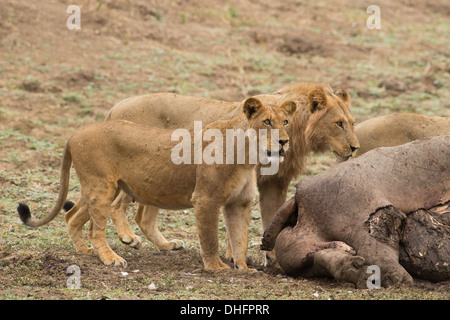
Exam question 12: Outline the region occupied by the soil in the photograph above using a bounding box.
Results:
[0,0,449,300]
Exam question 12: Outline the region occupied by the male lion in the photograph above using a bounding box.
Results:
[354,113,450,157]
[105,83,360,263]
[17,98,296,271]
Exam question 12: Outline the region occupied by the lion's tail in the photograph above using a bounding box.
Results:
[17,142,72,227]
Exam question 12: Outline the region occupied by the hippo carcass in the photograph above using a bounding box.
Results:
[261,135,449,288]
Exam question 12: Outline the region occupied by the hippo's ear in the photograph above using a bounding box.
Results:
[243,97,263,120]
[335,89,351,104]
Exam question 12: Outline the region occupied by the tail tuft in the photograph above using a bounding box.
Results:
[63,200,75,212]
[17,202,31,225]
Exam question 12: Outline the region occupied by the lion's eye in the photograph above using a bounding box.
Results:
[336,121,343,128]
[263,119,271,126]
[352,122,356,127]
[283,120,289,126]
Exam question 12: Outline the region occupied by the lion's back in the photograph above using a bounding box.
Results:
[355,113,450,156]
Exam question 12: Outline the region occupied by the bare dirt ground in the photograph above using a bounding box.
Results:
[0,0,449,300]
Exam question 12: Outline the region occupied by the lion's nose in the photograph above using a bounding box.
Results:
[350,145,359,153]
[279,139,289,147]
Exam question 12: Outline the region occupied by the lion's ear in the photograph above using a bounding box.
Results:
[308,89,327,113]
[243,97,263,119]
[335,89,351,104]
[280,101,297,117]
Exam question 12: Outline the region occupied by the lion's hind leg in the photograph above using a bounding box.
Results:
[110,190,142,249]
[86,184,127,267]
[135,204,184,251]
[64,197,93,255]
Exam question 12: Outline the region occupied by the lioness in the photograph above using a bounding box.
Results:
[354,113,450,157]
[105,83,360,263]
[18,98,296,271]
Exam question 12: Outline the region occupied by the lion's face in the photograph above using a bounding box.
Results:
[243,98,296,161]
[305,89,360,161]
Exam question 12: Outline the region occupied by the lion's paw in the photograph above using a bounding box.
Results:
[120,234,142,249]
[100,253,128,268]
[172,239,185,250]
[204,258,230,271]
[77,247,94,256]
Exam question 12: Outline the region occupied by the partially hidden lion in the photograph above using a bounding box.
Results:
[17,98,296,271]
[104,83,360,263]
[354,113,450,157]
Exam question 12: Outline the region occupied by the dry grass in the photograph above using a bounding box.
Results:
[0,0,449,300]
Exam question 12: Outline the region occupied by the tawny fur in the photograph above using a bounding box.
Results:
[105,83,359,263]
[354,113,450,157]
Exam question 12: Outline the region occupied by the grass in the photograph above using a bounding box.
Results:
[0,0,449,301]
[1,151,448,300]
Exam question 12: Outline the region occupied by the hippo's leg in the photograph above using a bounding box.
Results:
[272,226,319,276]
[261,197,297,252]
[355,232,413,287]
[311,248,368,289]
[274,227,369,287]
[359,206,413,286]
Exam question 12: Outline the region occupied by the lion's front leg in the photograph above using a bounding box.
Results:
[192,196,229,271]
[223,196,256,272]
